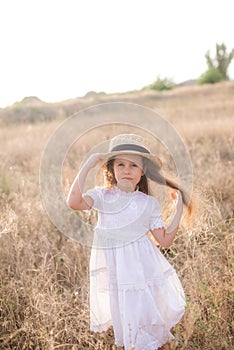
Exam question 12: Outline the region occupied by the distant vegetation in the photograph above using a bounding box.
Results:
[197,67,224,85]
[0,96,98,125]
[148,76,176,91]
[198,43,234,85]
[148,42,234,90]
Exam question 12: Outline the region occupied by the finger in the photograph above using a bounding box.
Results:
[171,190,178,200]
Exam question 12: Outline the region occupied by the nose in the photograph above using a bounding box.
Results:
[123,165,130,174]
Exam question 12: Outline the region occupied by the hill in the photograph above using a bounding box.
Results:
[0,81,234,124]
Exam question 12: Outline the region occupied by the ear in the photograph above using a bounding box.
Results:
[141,163,146,176]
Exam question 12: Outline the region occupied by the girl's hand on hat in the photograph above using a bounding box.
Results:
[85,153,106,169]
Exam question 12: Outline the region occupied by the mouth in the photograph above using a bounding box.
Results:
[117,179,135,192]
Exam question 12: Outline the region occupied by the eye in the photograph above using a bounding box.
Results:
[117,163,124,166]
[132,163,138,167]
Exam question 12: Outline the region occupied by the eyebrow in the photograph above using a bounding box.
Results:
[114,159,142,166]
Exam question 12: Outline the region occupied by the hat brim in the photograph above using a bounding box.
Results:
[101,150,163,168]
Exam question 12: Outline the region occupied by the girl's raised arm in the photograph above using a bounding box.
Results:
[67,153,104,211]
[151,191,183,248]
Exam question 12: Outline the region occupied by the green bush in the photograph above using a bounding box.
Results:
[150,76,175,91]
[197,67,224,85]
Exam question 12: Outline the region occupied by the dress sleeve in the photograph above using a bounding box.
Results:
[149,196,165,230]
[83,187,103,210]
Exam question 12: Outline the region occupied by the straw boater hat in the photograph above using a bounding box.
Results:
[104,133,162,168]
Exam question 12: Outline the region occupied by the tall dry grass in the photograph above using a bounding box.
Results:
[0,82,234,349]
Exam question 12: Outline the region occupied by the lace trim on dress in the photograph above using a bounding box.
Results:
[150,217,165,231]
[114,185,139,196]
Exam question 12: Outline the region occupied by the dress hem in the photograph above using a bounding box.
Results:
[91,317,183,349]
[90,320,112,333]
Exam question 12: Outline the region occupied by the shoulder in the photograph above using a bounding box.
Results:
[138,192,161,210]
[136,191,157,202]
[84,186,110,210]
[84,186,105,200]
[135,191,159,207]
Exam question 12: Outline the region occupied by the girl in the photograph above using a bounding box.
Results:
[67,133,192,350]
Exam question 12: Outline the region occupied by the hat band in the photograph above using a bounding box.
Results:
[110,143,150,154]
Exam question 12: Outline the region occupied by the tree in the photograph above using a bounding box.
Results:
[205,43,234,80]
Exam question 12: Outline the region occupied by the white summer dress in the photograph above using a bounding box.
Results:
[85,186,185,350]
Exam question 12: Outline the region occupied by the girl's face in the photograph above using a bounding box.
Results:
[113,155,143,191]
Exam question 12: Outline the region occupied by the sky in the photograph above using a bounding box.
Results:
[0,0,233,108]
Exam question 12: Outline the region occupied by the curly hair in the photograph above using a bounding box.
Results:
[102,157,193,216]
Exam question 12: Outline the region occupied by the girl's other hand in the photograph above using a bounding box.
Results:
[171,189,178,201]
[170,190,182,205]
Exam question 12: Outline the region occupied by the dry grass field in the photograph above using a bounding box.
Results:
[0,81,233,349]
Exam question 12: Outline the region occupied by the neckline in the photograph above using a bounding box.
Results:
[113,185,139,196]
